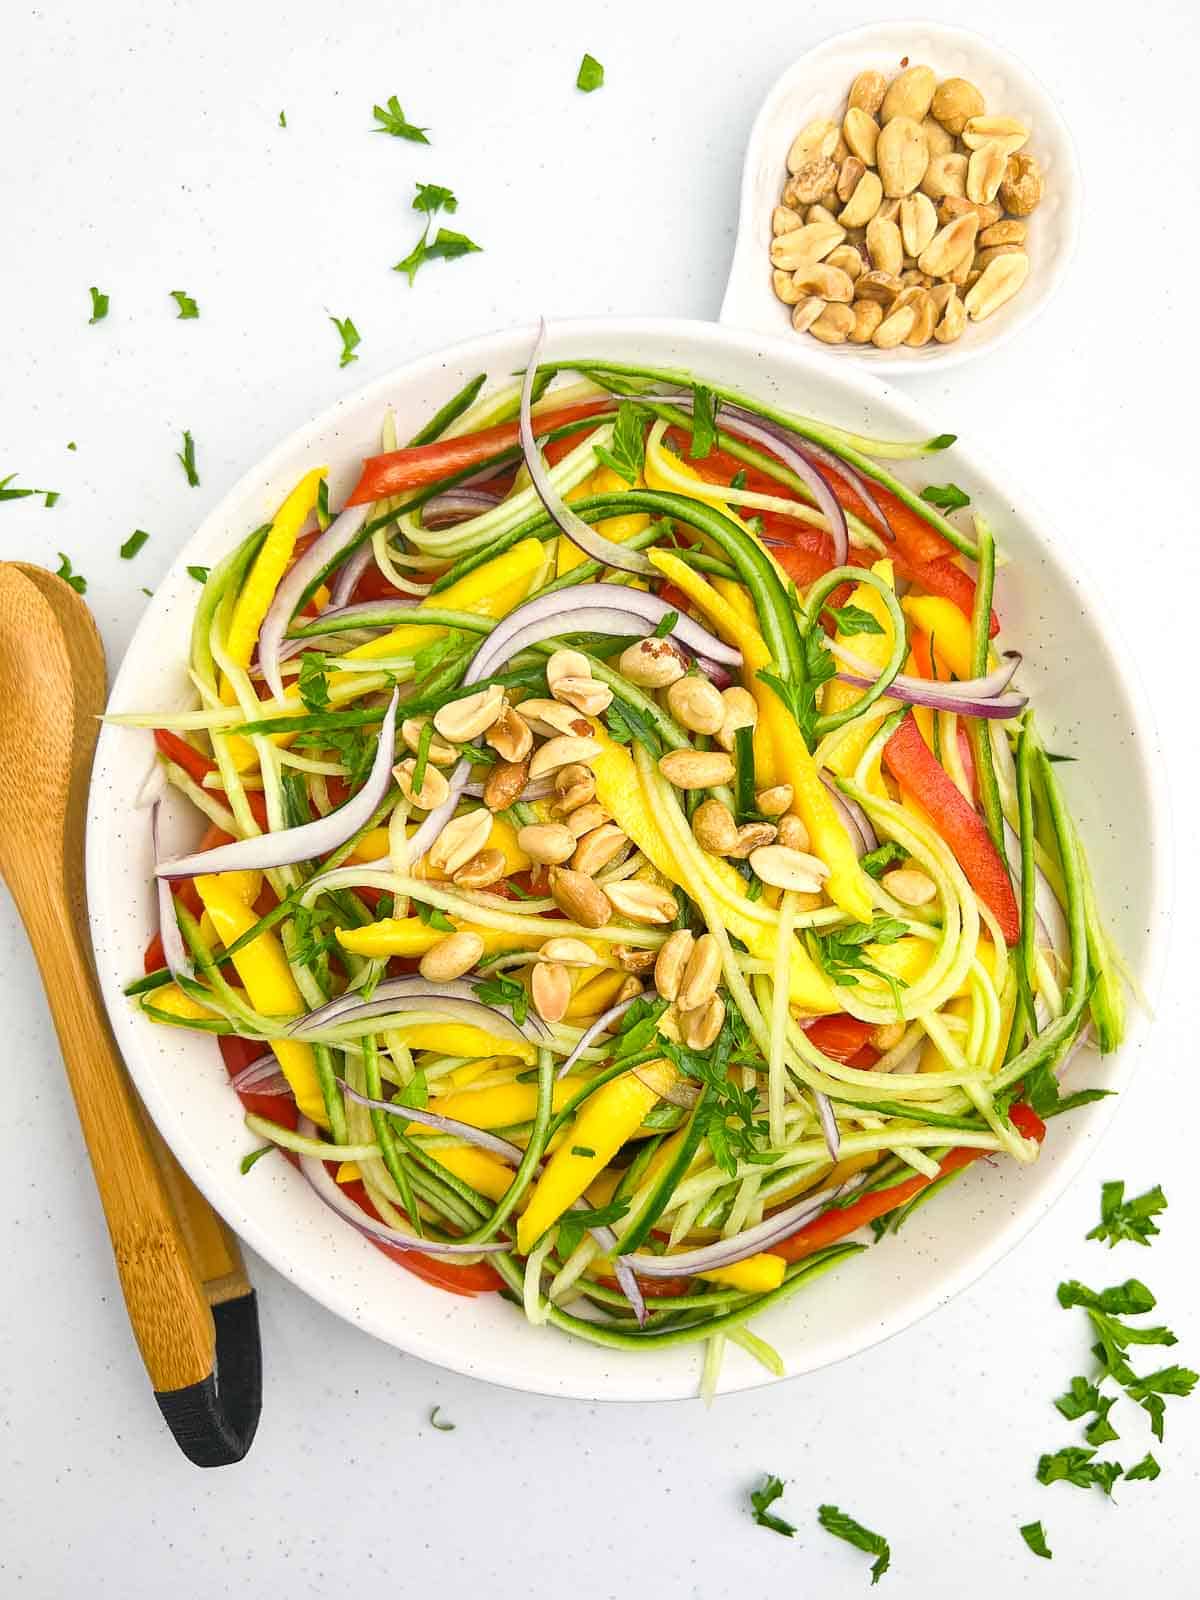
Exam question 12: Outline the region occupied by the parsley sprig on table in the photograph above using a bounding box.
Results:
[372,94,429,143]
[1086,1180,1167,1247]
[817,1504,891,1584]
[749,1473,795,1538]
[330,314,361,369]
[394,181,482,286]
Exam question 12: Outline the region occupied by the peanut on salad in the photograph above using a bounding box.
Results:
[771,62,1045,348]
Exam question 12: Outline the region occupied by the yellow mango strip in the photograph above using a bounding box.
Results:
[822,561,898,789]
[901,595,974,682]
[869,931,998,1000]
[558,465,649,576]
[517,1058,677,1252]
[338,1145,514,1200]
[341,536,546,665]
[565,969,629,1021]
[194,873,327,1126]
[591,730,838,1011]
[643,428,733,512]
[444,1055,519,1090]
[393,1022,534,1064]
[697,1255,786,1293]
[336,917,529,961]
[344,827,390,864]
[647,551,875,923]
[426,1079,575,1135]
[712,576,779,784]
[225,468,326,674]
[143,983,218,1022]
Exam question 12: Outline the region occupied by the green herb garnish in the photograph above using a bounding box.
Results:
[120,530,150,560]
[556,1199,629,1260]
[372,95,429,142]
[1124,1452,1161,1481]
[1018,1520,1052,1559]
[54,553,87,594]
[429,1405,455,1431]
[919,482,970,511]
[859,841,908,879]
[330,314,361,369]
[413,181,458,215]
[297,652,331,712]
[1035,1446,1123,1496]
[170,289,199,319]
[1087,1181,1167,1248]
[593,401,649,485]
[749,1474,795,1538]
[824,602,884,636]
[177,430,199,487]
[689,385,717,459]
[187,565,210,584]
[576,53,605,92]
[88,286,109,323]
[817,1504,891,1583]
[473,972,529,1026]
[240,1144,275,1175]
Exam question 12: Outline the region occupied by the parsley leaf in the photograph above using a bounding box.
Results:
[1057,1278,1157,1315]
[809,918,909,1004]
[689,385,717,459]
[473,972,529,1026]
[394,190,483,286]
[1043,1087,1115,1119]
[414,899,455,934]
[412,630,466,681]
[576,52,605,92]
[1125,1365,1198,1440]
[612,996,669,1059]
[556,1199,629,1260]
[170,289,199,319]
[239,1144,275,1175]
[426,227,482,263]
[187,565,210,584]
[1084,1394,1120,1446]
[817,1504,891,1583]
[372,94,429,142]
[602,696,663,757]
[413,181,458,215]
[824,602,884,636]
[428,1405,455,1431]
[749,1474,795,1538]
[120,529,150,560]
[1018,1520,1052,1560]
[1036,1446,1123,1496]
[860,841,908,879]
[54,552,87,594]
[278,109,287,127]
[593,401,650,485]
[1087,1181,1167,1248]
[87,286,109,323]
[1124,1452,1161,1481]
[1054,1374,1101,1422]
[758,629,836,748]
[0,473,35,503]
[297,652,331,712]
[330,314,361,369]
[177,429,199,487]
[571,1146,596,1159]
[919,482,970,511]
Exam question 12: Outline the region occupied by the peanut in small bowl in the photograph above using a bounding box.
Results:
[720,21,1080,372]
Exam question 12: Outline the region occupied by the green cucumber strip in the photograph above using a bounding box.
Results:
[618,1084,711,1254]
[965,519,1008,860]
[803,565,908,740]
[407,373,488,447]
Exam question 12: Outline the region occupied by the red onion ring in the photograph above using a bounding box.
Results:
[258,503,370,701]
[555,994,642,1080]
[151,800,194,981]
[336,1077,527,1162]
[421,488,504,529]
[329,540,376,609]
[813,1089,841,1161]
[156,690,399,877]
[832,640,1022,702]
[230,1051,283,1091]
[288,974,550,1046]
[819,771,878,856]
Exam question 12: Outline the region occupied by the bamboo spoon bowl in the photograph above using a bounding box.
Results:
[0,563,261,1465]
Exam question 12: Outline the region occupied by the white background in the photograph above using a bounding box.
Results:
[2,1,1198,1594]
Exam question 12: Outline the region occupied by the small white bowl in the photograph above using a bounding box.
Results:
[720,21,1081,372]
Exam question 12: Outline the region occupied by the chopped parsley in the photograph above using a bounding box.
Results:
[394,182,482,285]
[749,1474,794,1538]
[576,53,605,92]
[919,482,970,511]
[472,972,529,1026]
[120,529,150,560]
[239,1144,275,1175]
[278,109,287,127]
[372,95,430,143]
[87,286,109,323]
[413,181,458,215]
[1125,1365,1198,1441]
[758,629,836,748]
[824,602,884,636]
[662,1015,770,1176]
[67,441,77,451]
[1057,1278,1156,1315]
[689,385,717,459]
[817,1504,891,1583]
[1086,1180,1167,1248]
[1035,1446,1123,1497]
[170,289,199,319]
[428,1405,455,1432]
[556,1199,629,1260]
[603,696,663,757]
[570,1146,596,1159]
[859,841,909,879]
[297,652,331,712]
[1,473,57,507]
[54,552,87,594]
[809,917,908,1012]
[593,401,650,485]
[1124,1451,1161,1481]
[187,565,210,584]
[177,429,199,487]
[1018,1520,1052,1560]
[330,314,361,369]
[612,995,669,1059]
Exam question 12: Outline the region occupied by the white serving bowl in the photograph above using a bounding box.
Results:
[721,21,1081,372]
[87,318,1166,1401]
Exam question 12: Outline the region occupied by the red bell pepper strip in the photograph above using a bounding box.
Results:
[883,713,1020,944]
[346,401,614,505]
[773,1101,1046,1263]
[805,1014,877,1064]
[154,727,270,830]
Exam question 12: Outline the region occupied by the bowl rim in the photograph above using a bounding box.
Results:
[86,314,1171,1402]
[720,18,1083,372]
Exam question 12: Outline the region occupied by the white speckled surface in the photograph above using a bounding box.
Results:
[1,2,1198,1595]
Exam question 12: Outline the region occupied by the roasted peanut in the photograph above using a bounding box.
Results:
[518,822,577,865]
[531,961,571,1024]
[565,801,607,839]
[920,151,968,200]
[772,268,803,306]
[666,674,726,735]
[615,943,657,975]
[851,300,885,344]
[716,686,757,751]
[854,269,901,305]
[658,749,736,790]
[918,213,979,278]
[785,158,840,207]
[548,866,611,928]
[483,757,529,812]
[727,822,778,859]
[653,928,695,1002]
[428,808,493,877]
[529,734,601,780]
[485,705,533,763]
[772,203,804,236]
[837,169,884,229]
[452,848,507,890]
[546,648,591,693]
[936,195,1002,229]
[571,822,628,876]
[792,260,855,302]
[930,77,985,136]
[540,937,601,966]
[809,302,855,344]
[756,784,794,817]
[836,155,866,204]
[893,285,936,346]
[979,219,1027,248]
[401,717,458,766]
[900,268,935,288]
[692,797,739,855]
[618,636,687,688]
[615,975,644,1005]
[848,68,887,116]
[806,202,839,228]
[900,191,938,258]
[920,115,954,158]
[433,683,506,743]
[866,215,903,277]
[961,115,1028,154]
[419,931,485,982]
[877,115,929,197]
[975,243,1025,270]
[749,844,830,892]
[791,296,826,333]
[769,221,845,270]
[933,289,965,344]
[517,698,594,739]
[394,757,450,811]
[966,140,1008,204]
[775,814,810,852]
[604,880,678,926]
[677,933,721,1013]
[680,993,725,1050]
[786,118,840,172]
[553,763,596,814]
[999,153,1044,215]
[963,251,1029,320]
[553,676,612,717]
[880,65,936,124]
[882,866,937,906]
[843,106,880,166]
[826,244,864,281]
[871,303,916,348]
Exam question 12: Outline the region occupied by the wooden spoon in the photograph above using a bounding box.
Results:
[0,563,261,1465]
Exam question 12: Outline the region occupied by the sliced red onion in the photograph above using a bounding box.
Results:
[519,321,654,577]
[694,654,734,691]
[819,771,878,857]
[631,1065,701,1110]
[156,690,399,877]
[777,432,895,544]
[421,488,504,529]
[832,640,1022,701]
[257,503,370,700]
[663,395,848,566]
[556,994,642,1080]
[619,1176,862,1278]
[288,974,549,1046]
[249,631,372,678]
[1003,821,1069,955]
[580,1214,648,1326]
[835,671,1026,720]
[329,540,376,609]
[152,802,193,981]
[237,1068,291,1097]
[230,1051,283,1091]
[296,1118,508,1255]
[813,1090,841,1161]
[336,1078,526,1162]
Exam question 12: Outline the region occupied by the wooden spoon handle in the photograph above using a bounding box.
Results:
[16,884,260,1464]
